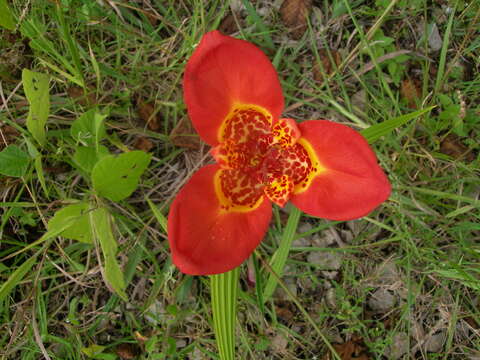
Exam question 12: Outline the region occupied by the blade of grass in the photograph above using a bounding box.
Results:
[240,0,275,49]
[55,4,85,87]
[361,106,435,143]
[252,253,265,315]
[434,1,457,94]
[263,206,301,302]
[210,267,240,360]
[0,255,37,303]
[146,198,167,233]
[260,257,341,360]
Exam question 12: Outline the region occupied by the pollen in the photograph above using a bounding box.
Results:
[215,105,321,211]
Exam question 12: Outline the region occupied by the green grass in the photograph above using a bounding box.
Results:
[1,0,479,359]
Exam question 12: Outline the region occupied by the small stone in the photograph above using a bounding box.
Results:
[307,251,342,270]
[428,23,442,52]
[340,229,354,243]
[190,347,205,360]
[325,288,337,309]
[368,288,396,313]
[293,232,310,247]
[311,232,336,247]
[425,331,446,353]
[176,340,187,349]
[144,300,166,325]
[388,332,409,359]
[375,259,400,285]
[351,90,367,115]
[274,277,297,300]
[298,222,313,234]
[271,333,288,354]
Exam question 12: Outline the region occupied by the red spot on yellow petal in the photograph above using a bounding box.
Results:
[272,118,301,148]
[214,168,264,212]
[213,104,323,208]
[292,137,325,193]
[219,104,273,144]
[264,174,294,207]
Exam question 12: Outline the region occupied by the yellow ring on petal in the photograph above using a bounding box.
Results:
[218,103,273,143]
[214,169,265,213]
[293,137,326,194]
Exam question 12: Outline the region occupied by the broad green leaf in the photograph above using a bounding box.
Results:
[210,267,239,360]
[0,256,37,303]
[0,0,15,30]
[92,151,151,202]
[0,145,30,177]
[90,207,127,300]
[361,106,435,143]
[70,109,107,147]
[47,202,93,243]
[22,69,50,146]
[73,145,110,173]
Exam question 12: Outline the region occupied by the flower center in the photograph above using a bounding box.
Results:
[213,105,320,210]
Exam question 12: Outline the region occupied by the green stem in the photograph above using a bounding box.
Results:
[210,267,240,360]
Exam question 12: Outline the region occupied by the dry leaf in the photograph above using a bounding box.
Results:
[219,13,239,35]
[115,343,140,359]
[275,300,295,322]
[136,98,161,131]
[440,134,475,162]
[134,331,149,345]
[280,0,312,39]
[400,78,422,109]
[0,125,20,150]
[170,116,202,150]
[133,136,154,152]
[313,49,342,83]
[323,337,370,360]
[67,86,96,106]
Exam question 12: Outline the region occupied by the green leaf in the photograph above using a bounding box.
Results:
[90,207,127,300]
[92,151,151,201]
[146,198,167,233]
[0,145,30,177]
[25,138,49,197]
[81,344,106,358]
[47,202,93,244]
[361,106,435,143]
[22,69,50,146]
[73,145,110,173]
[263,206,301,302]
[0,256,37,303]
[210,267,240,360]
[0,0,15,30]
[70,109,107,147]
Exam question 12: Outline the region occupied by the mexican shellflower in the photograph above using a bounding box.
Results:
[168,31,391,275]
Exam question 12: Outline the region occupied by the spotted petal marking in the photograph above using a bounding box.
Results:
[214,105,322,210]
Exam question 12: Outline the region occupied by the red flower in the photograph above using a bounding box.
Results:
[168,31,391,275]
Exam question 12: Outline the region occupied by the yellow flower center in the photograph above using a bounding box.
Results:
[213,105,323,212]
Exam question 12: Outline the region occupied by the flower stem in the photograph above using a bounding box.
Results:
[210,267,240,360]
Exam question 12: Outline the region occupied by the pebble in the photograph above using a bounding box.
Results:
[368,288,396,313]
[388,332,409,359]
[425,331,446,353]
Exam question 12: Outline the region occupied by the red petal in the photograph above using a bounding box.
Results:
[183,31,284,146]
[290,120,391,220]
[167,164,272,275]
